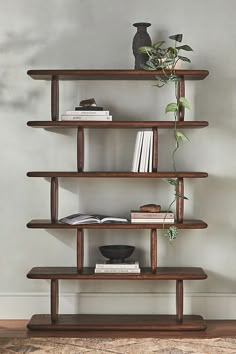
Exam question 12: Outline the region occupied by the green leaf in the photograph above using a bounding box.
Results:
[163,58,174,64]
[169,75,180,82]
[153,82,165,87]
[163,178,177,186]
[164,226,179,240]
[158,78,169,84]
[147,61,158,70]
[153,41,165,49]
[169,75,181,82]
[175,193,189,200]
[178,56,191,63]
[138,46,153,54]
[175,131,190,142]
[155,75,168,83]
[179,97,191,109]
[167,47,178,56]
[176,45,193,51]
[141,61,157,70]
[165,103,178,113]
[169,34,183,42]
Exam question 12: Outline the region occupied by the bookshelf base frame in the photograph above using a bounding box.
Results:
[27,270,207,332]
[27,314,206,331]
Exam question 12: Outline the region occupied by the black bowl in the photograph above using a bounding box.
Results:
[99,245,135,263]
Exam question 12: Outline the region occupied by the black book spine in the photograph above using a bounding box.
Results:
[75,106,104,111]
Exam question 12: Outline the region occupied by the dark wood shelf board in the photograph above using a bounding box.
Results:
[27,121,209,129]
[27,267,207,280]
[27,219,208,229]
[27,171,208,178]
[27,314,207,331]
[27,69,209,81]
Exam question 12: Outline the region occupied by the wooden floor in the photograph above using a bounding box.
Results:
[0,320,236,338]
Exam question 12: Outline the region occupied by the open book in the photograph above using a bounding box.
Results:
[60,213,129,225]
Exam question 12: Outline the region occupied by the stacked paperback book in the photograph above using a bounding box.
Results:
[61,103,112,122]
[95,261,140,274]
[131,130,153,172]
[130,210,175,223]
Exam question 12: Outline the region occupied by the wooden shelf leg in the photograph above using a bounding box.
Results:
[176,177,184,223]
[51,279,59,323]
[176,78,185,121]
[77,229,84,272]
[150,229,157,272]
[176,279,183,322]
[152,128,158,172]
[51,76,59,121]
[77,127,84,172]
[50,177,58,222]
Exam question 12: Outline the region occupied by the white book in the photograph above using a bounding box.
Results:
[131,218,175,223]
[145,131,152,172]
[131,131,144,172]
[61,115,112,121]
[96,261,139,269]
[95,268,140,274]
[65,110,109,115]
[139,131,151,172]
[148,131,153,172]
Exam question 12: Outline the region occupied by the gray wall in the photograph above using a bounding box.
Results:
[1,0,235,319]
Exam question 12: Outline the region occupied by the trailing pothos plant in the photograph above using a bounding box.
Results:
[139,34,193,241]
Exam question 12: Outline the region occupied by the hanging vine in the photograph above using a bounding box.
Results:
[139,34,193,240]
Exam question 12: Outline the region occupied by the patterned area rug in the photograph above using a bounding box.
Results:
[1,337,236,353]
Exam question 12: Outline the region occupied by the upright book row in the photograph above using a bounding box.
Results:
[131,131,153,172]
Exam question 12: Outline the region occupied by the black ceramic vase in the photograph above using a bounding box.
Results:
[132,22,152,70]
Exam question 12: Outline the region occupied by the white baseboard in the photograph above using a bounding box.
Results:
[0,292,236,319]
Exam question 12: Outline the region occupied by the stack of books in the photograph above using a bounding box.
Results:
[95,261,140,273]
[130,210,175,223]
[61,106,112,121]
[131,131,153,172]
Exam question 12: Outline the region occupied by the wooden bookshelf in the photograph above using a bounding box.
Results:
[26,69,209,332]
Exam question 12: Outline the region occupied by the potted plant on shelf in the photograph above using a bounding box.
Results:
[138,33,193,86]
[139,34,193,241]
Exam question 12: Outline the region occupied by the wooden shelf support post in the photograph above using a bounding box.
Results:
[50,177,58,222]
[152,127,158,172]
[51,279,59,323]
[77,127,84,172]
[51,76,59,121]
[176,279,184,322]
[176,177,184,223]
[150,229,157,272]
[176,78,185,121]
[77,229,84,272]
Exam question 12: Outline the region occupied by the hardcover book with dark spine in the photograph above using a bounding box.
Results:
[75,106,104,111]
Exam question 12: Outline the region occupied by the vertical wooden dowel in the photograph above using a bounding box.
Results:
[77,229,84,272]
[77,127,84,172]
[176,78,185,121]
[176,279,183,322]
[50,177,58,222]
[51,76,59,121]
[51,279,59,323]
[150,229,157,272]
[176,177,184,223]
[152,128,158,172]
